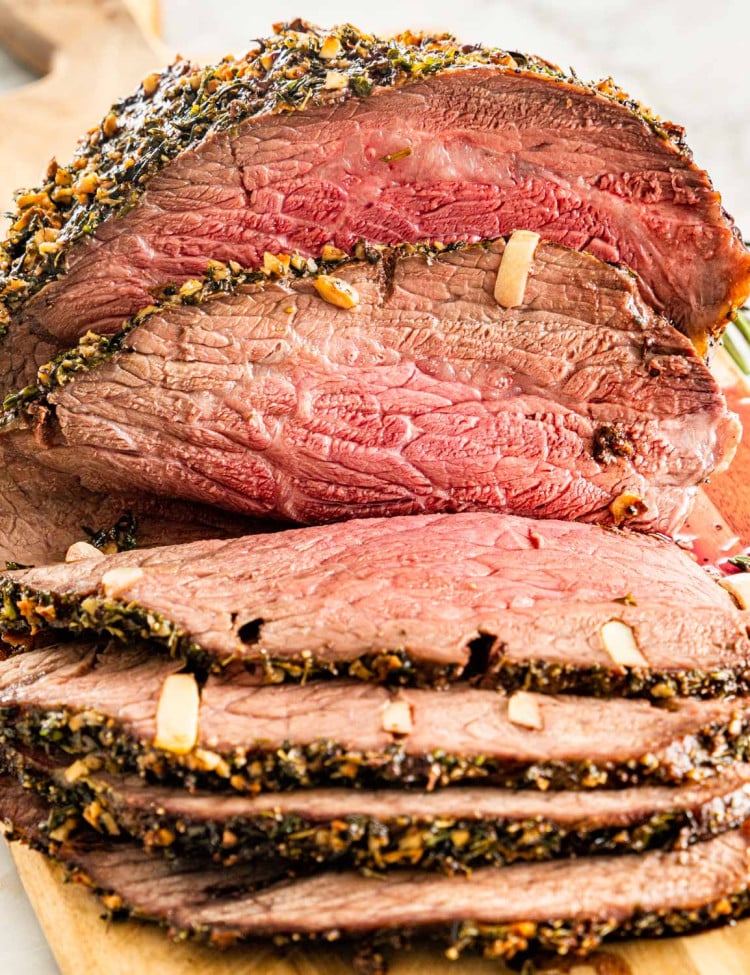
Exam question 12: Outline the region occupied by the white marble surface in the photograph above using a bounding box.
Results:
[0,848,58,973]
[0,0,748,970]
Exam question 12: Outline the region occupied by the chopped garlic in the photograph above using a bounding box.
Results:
[192,748,231,778]
[179,278,203,297]
[313,274,360,309]
[63,759,92,783]
[101,566,144,599]
[601,620,647,667]
[74,172,99,196]
[720,574,750,610]
[65,541,104,563]
[102,112,118,137]
[49,817,79,843]
[319,36,342,60]
[154,674,200,755]
[324,70,348,90]
[321,243,347,262]
[382,698,413,735]
[609,491,647,526]
[141,72,161,97]
[262,251,290,276]
[507,691,543,730]
[494,230,540,308]
[83,799,121,836]
[101,893,124,912]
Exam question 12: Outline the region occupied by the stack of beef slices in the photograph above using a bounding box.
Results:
[0,19,750,969]
[3,513,750,961]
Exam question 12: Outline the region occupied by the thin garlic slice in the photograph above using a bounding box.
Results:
[720,574,750,610]
[601,620,647,667]
[382,698,413,735]
[101,566,144,599]
[65,541,104,563]
[494,230,540,308]
[507,691,543,730]
[154,674,200,755]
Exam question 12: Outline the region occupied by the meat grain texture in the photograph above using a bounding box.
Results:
[7,240,739,533]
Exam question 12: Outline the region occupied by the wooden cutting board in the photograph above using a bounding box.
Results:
[0,0,165,219]
[2,4,750,973]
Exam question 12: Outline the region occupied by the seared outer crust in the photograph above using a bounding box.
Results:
[5,744,750,873]
[3,697,750,793]
[2,801,750,961]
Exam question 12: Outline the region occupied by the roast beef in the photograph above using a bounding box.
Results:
[0,241,739,532]
[8,742,750,871]
[0,429,266,567]
[2,642,750,791]
[1,22,748,373]
[3,513,748,698]
[4,776,750,960]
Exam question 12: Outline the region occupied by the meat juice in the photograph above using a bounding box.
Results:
[682,347,750,570]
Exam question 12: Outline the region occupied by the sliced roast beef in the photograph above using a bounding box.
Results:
[4,777,750,959]
[0,429,267,567]
[2,642,750,791]
[1,241,740,532]
[1,23,748,373]
[3,513,748,698]
[8,742,750,871]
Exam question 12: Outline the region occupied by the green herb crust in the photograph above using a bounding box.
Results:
[0,20,686,337]
[2,697,750,793]
[4,821,750,962]
[492,660,750,701]
[83,513,139,554]
[2,580,750,701]
[6,746,750,874]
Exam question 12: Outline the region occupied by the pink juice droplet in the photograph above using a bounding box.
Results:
[686,347,750,571]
